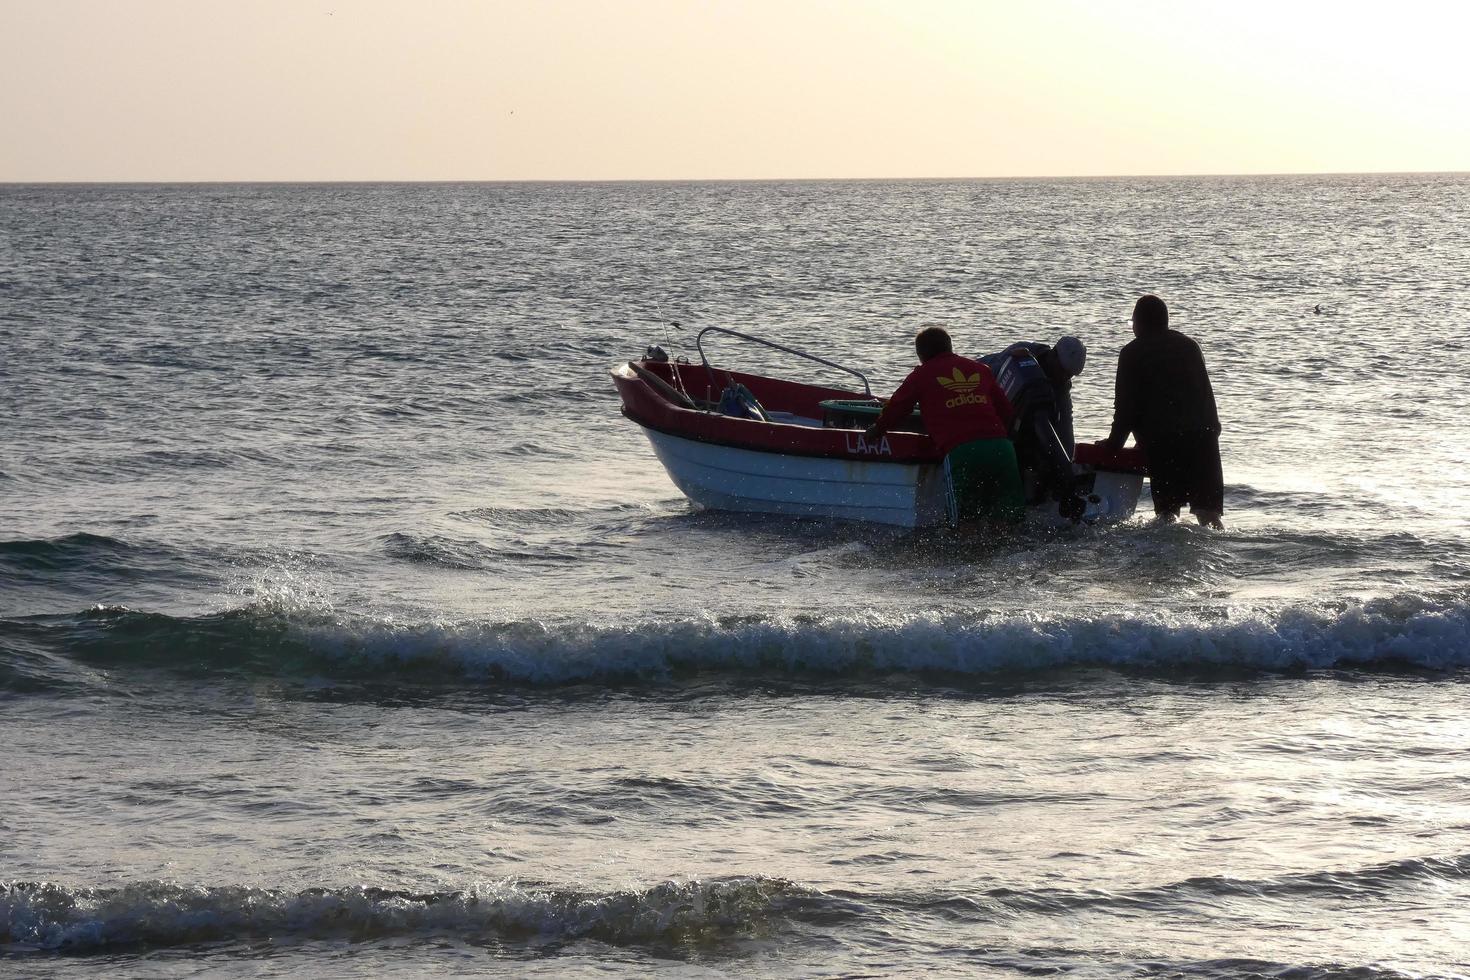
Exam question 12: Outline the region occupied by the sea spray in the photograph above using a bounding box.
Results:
[5,591,1468,689]
[0,877,815,952]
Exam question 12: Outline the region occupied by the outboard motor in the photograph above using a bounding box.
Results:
[990,348,1087,520]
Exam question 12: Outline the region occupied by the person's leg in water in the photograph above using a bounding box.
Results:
[944,438,1025,527]
[1149,437,1223,528]
[1190,432,1226,529]
[1143,434,1185,523]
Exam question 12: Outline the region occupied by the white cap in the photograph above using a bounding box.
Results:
[1054,336,1086,376]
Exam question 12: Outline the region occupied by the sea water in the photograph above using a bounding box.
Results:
[2,177,1468,977]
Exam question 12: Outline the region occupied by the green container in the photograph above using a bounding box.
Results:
[818,399,925,432]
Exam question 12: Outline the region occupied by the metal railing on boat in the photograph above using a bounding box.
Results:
[694,326,873,398]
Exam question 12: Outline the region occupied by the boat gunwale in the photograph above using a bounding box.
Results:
[614,362,945,465]
[613,359,1148,474]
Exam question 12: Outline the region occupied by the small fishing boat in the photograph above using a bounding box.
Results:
[611,327,1146,528]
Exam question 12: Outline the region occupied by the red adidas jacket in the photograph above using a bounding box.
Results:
[872,353,1014,454]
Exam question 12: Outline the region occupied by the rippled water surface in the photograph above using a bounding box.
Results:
[3,177,1470,977]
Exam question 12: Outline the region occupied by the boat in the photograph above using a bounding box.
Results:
[611,327,1147,528]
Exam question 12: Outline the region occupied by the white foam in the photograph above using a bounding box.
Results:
[284,592,1470,683]
[1,876,805,951]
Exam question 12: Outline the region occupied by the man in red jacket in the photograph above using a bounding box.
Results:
[866,326,1024,524]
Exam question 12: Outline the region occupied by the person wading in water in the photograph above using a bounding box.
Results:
[866,326,1023,525]
[1100,295,1224,528]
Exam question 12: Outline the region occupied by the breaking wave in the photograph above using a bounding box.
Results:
[6,852,1466,957]
[0,876,816,953]
[3,591,1468,691]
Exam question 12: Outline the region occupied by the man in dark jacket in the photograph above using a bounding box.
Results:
[979,336,1086,454]
[1101,295,1224,527]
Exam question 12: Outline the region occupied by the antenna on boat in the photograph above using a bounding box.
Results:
[651,302,700,408]
[652,302,687,350]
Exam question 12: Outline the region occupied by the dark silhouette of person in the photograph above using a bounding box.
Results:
[1100,296,1224,527]
[979,336,1086,454]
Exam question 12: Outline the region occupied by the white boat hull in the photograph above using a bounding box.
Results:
[641,426,1144,528]
[643,427,949,527]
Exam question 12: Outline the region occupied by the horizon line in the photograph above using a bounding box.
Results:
[3,168,1468,186]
